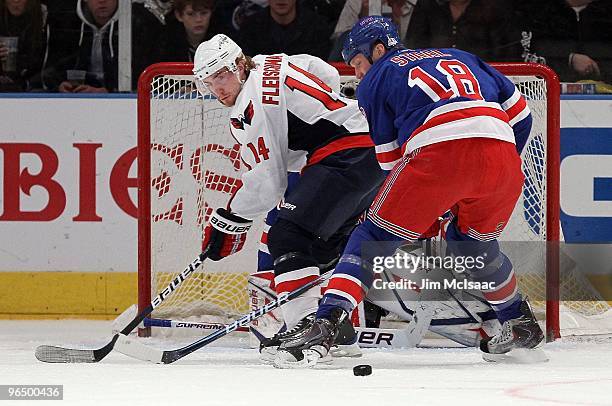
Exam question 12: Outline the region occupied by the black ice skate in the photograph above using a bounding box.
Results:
[480,299,548,363]
[259,313,315,363]
[273,308,361,368]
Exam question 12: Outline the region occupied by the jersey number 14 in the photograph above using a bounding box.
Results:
[246,136,270,163]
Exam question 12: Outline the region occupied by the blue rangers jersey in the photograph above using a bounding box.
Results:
[357,48,533,171]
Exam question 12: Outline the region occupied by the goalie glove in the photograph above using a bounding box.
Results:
[203,208,253,261]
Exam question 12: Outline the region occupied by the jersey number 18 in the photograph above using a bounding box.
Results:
[408,59,483,102]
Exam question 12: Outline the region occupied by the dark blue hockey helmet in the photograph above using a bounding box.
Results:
[342,16,401,65]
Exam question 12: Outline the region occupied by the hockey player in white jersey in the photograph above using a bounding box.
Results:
[193,34,386,361]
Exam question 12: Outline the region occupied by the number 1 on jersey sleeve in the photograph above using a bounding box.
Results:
[284,62,347,111]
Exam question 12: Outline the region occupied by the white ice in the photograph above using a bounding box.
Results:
[1,320,611,406]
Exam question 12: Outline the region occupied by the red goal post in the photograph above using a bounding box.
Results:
[491,63,560,341]
[137,61,567,340]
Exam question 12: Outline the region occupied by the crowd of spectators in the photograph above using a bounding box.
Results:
[0,0,610,93]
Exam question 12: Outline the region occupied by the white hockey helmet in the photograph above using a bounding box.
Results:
[193,34,243,84]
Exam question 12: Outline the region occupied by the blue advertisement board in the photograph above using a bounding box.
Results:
[560,128,612,242]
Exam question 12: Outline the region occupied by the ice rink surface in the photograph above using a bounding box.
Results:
[1,320,611,406]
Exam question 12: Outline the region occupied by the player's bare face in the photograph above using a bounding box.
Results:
[350,54,373,80]
[203,68,241,107]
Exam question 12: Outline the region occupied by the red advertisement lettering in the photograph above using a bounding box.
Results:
[110,147,138,218]
[72,143,103,221]
[0,143,66,221]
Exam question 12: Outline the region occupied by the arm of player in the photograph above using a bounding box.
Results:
[229,115,289,221]
[482,61,533,154]
[500,87,533,154]
[358,73,402,172]
[203,113,288,261]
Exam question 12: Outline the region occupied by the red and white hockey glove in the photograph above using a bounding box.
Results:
[203,208,252,261]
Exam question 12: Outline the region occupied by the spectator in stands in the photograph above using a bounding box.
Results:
[386,0,416,37]
[132,1,167,83]
[44,0,156,92]
[157,0,222,62]
[228,0,265,34]
[54,0,118,93]
[529,0,612,84]
[41,0,80,90]
[496,0,544,64]
[329,0,416,61]
[333,0,416,42]
[404,0,512,62]
[238,0,332,59]
[0,0,47,91]
[303,0,345,27]
[134,0,174,25]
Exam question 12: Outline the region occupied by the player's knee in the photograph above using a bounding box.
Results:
[273,251,319,276]
[312,233,348,271]
[266,218,314,260]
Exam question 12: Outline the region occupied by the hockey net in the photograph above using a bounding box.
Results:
[137,62,610,340]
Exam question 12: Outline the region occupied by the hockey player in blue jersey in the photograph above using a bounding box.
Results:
[275,16,546,368]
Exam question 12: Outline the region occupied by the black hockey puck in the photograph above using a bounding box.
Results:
[353,364,372,376]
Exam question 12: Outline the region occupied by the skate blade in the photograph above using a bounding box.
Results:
[482,347,549,364]
[259,347,277,364]
[330,343,362,358]
[273,350,328,369]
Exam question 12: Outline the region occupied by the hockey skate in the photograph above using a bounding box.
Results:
[259,313,316,363]
[273,308,361,369]
[480,300,548,363]
[261,310,361,364]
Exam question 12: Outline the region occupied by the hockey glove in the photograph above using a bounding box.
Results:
[203,208,253,261]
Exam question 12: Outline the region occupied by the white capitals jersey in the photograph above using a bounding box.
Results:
[228,54,371,220]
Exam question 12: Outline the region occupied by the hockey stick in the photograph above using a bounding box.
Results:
[34,249,209,363]
[144,317,250,333]
[114,271,333,364]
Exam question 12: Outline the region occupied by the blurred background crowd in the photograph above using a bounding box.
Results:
[0,0,610,93]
